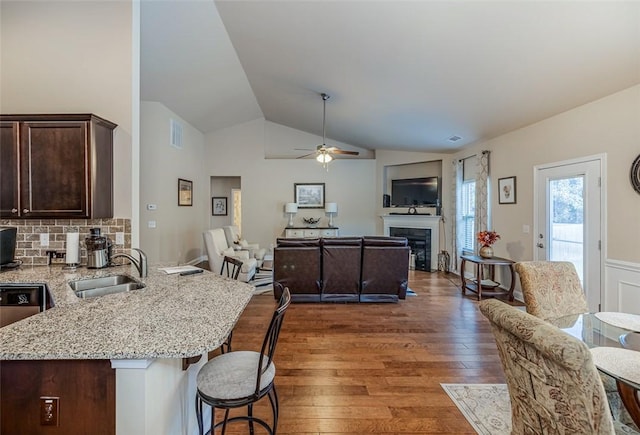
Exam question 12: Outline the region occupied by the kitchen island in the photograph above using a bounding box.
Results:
[0,264,255,434]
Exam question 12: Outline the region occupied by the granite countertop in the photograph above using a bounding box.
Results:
[0,264,254,360]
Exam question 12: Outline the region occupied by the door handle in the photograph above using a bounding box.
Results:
[11,208,18,214]
[22,209,30,213]
[537,243,544,248]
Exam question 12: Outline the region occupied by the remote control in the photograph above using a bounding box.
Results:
[180,269,204,276]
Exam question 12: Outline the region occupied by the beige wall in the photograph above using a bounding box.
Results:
[0,0,133,218]
[205,119,378,250]
[453,84,640,264]
[139,102,209,264]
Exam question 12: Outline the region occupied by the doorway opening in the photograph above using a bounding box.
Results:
[210,176,241,230]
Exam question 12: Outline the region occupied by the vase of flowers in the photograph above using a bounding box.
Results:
[477,230,500,258]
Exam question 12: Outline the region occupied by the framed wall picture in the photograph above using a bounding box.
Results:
[498,176,517,204]
[294,183,325,208]
[212,197,228,216]
[178,178,193,206]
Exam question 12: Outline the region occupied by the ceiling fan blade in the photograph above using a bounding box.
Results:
[331,149,360,156]
[294,148,315,151]
[296,152,316,159]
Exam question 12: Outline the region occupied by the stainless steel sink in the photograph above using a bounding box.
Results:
[69,275,145,299]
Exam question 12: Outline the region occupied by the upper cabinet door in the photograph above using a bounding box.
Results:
[20,121,89,218]
[0,122,20,217]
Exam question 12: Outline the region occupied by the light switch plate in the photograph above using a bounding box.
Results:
[148,220,157,229]
[115,232,125,245]
[40,233,49,247]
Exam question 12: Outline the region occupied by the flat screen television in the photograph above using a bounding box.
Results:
[391,177,439,207]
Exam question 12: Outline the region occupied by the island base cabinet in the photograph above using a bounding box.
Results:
[0,360,115,434]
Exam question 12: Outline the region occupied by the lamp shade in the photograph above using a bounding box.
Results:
[316,153,333,164]
[285,203,298,213]
[325,202,338,213]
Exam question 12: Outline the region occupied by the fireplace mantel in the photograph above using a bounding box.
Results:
[381,214,441,271]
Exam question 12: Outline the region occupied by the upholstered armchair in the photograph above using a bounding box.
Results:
[479,298,617,434]
[515,261,588,321]
[203,229,257,283]
[515,260,634,427]
[222,225,266,266]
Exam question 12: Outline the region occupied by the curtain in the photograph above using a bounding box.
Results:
[475,151,491,235]
[452,159,464,272]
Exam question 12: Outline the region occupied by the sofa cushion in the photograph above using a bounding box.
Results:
[276,238,321,247]
[363,236,408,247]
[321,237,362,247]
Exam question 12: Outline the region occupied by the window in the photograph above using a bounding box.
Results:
[461,180,476,252]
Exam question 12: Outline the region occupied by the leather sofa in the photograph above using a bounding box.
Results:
[273,236,409,303]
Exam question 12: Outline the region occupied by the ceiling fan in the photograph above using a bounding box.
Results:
[296,93,359,168]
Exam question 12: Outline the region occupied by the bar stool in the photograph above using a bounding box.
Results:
[195,288,291,434]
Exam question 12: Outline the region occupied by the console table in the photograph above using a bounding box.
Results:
[460,254,516,301]
[284,227,338,238]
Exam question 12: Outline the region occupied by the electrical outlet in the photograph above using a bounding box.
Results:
[40,233,49,247]
[46,250,66,265]
[40,397,59,426]
[115,232,125,245]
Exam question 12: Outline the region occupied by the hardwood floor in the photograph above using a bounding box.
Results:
[214,270,516,434]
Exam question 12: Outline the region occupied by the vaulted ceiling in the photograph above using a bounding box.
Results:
[141,1,640,154]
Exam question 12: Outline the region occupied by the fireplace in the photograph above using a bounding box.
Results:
[390,227,431,272]
[381,214,441,272]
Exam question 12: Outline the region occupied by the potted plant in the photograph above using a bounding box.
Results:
[477,230,500,258]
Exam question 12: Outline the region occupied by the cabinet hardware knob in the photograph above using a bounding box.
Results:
[11,208,18,213]
[22,209,30,213]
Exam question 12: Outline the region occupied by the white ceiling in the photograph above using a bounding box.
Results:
[141,1,640,154]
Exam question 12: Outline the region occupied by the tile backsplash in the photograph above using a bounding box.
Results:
[0,218,131,266]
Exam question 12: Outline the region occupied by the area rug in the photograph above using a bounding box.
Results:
[441,383,640,434]
[251,270,273,295]
[441,384,511,434]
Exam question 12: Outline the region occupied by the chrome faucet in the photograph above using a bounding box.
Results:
[110,248,148,278]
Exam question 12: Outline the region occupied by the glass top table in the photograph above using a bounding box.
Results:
[550,312,640,427]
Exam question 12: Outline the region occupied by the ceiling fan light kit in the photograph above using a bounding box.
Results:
[297,92,359,170]
[316,152,332,164]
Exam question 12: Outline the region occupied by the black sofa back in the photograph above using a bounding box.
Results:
[273,236,409,303]
[273,238,321,302]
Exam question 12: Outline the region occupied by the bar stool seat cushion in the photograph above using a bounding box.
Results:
[197,351,275,400]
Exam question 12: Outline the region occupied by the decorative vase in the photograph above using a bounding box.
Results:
[479,245,494,258]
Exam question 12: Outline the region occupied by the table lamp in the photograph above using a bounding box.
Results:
[285,202,298,227]
[325,202,338,227]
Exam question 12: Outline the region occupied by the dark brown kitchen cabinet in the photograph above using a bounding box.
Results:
[1,359,115,434]
[0,114,116,219]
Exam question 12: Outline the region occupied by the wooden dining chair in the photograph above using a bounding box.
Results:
[216,256,245,354]
[480,298,617,434]
[221,255,243,280]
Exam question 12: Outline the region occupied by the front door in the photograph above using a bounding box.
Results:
[534,156,603,312]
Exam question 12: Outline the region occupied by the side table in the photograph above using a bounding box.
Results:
[460,254,516,301]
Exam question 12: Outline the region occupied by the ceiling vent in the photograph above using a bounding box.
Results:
[170,119,183,149]
[447,135,462,143]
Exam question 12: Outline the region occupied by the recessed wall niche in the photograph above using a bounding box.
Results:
[383,160,443,212]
